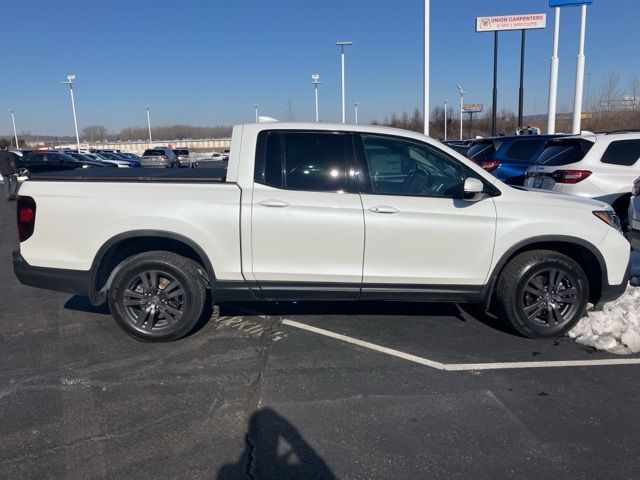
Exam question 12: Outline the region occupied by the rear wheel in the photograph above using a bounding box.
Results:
[496,250,589,338]
[108,251,207,342]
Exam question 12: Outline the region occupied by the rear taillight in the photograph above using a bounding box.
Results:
[17,196,36,242]
[551,170,592,184]
[480,160,500,172]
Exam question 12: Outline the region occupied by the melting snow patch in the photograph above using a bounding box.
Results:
[568,251,640,355]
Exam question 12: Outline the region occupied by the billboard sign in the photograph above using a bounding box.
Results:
[463,104,484,113]
[549,1,592,7]
[476,14,546,32]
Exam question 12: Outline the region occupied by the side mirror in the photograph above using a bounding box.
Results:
[463,177,485,201]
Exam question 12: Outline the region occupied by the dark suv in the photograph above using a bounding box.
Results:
[467,135,562,185]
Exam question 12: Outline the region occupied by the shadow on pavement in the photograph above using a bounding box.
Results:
[217,408,336,480]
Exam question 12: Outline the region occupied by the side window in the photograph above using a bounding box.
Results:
[283,132,348,192]
[361,134,465,198]
[600,140,640,166]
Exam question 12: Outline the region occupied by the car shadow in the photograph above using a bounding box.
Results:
[216,407,336,480]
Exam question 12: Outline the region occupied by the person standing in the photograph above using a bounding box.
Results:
[0,138,19,201]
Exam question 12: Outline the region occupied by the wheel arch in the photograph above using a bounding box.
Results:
[482,235,607,308]
[89,230,216,305]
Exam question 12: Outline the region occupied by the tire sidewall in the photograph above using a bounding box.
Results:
[109,256,204,342]
[511,257,588,338]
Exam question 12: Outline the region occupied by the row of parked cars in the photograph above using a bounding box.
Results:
[445,130,640,236]
[10,146,214,174]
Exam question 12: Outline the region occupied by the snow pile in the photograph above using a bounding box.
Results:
[568,251,640,354]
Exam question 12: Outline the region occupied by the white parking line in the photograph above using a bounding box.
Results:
[281,319,640,371]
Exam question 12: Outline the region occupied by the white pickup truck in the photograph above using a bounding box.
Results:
[13,123,631,342]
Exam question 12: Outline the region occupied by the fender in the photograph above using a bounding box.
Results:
[89,229,218,304]
[479,234,608,308]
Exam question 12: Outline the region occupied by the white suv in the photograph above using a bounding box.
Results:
[524,132,640,227]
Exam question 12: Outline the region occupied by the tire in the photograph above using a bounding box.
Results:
[108,251,207,342]
[495,250,589,339]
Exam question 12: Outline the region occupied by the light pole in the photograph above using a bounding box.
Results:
[336,41,352,124]
[312,74,322,122]
[571,4,588,134]
[254,104,259,123]
[62,74,81,152]
[4,109,19,150]
[443,101,448,141]
[145,106,152,145]
[423,0,430,135]
[457,85,468,141]
[354,103,359,125]
[547,6,560,134]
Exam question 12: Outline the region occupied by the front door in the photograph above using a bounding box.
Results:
[356,134,497,300]
[250,130,364,299]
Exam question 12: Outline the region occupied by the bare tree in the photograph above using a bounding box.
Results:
[600,71,621,112]
[81,125,108,143]
[283,98,296,121]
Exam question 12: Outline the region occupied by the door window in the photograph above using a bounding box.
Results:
[361,134,465,198]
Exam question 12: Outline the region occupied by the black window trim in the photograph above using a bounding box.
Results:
[353,132,500,199]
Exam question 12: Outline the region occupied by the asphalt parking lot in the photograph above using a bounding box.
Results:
[1,198,640,479]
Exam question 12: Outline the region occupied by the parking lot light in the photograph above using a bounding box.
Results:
[354,103,359,125]
[457,85,468,141]
[254,104,259,123]
[145,106,152,146]
[4,109,19,150]
[312,74,322,123]
[336,41,353,124]
[62,74,81,152]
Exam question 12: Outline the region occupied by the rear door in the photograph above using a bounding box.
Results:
[250,130,365,299]
[595,139,640,193]
[356,134,497,299]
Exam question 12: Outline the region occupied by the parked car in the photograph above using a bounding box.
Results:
[221,148,230,161]
[524,132,640,228]
[629,177,640,250]
[119,152,141,160]
[172,148,191,167]
[13,123,629,343]
[17,151,109,175]
[442,140,473,156]
[64,151,140,169]
[467,135,561,185]
[140,147,179,168]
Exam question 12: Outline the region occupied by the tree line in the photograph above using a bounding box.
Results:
[373,71,640,139]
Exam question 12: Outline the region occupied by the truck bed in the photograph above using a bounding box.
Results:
[28,166,228,183]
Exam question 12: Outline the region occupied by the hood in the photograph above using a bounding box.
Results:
[518,186,612,210]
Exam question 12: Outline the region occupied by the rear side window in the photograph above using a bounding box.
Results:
[503,139,545,161]
[142,149,166,156]
[256,131,348,192]
[173,149,189,156]
[536,140,591,166]
[467,141,495,161]
[600,140,640,166]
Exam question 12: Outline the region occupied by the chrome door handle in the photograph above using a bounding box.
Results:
[258,199,290,208]
[368,205,399,214]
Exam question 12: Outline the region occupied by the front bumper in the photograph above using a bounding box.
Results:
[13,250,91,297]
[597,260,631,306]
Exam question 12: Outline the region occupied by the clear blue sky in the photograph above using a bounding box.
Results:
[1,0,638,135]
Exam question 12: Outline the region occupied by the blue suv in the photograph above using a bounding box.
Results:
[467,135,563,185]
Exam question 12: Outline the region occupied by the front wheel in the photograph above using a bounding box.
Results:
[108,251,207,342]
[495,250,589,338]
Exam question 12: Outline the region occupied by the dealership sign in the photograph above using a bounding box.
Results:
[463,104,484,113]
[549,1,592,7]
[476,14,546,32]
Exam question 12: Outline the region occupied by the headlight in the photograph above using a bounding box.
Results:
[593,210,622,231]
[632,178,640,197]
